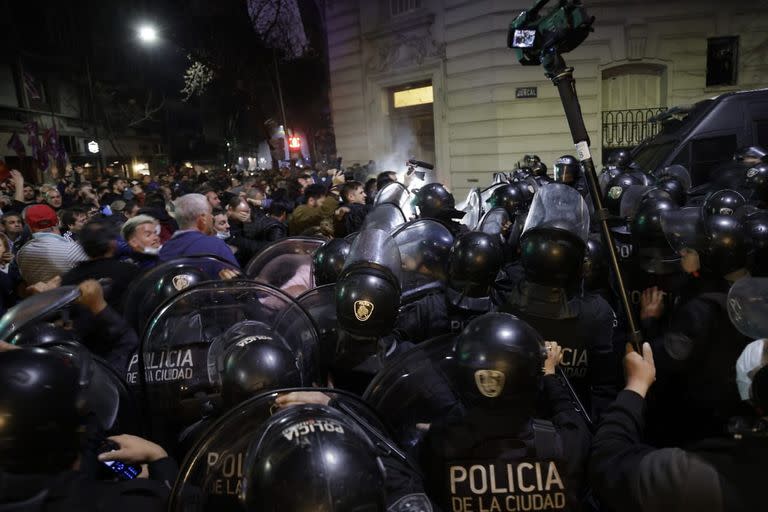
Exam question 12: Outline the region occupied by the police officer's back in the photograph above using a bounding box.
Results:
[0,346,175,512]
[420,314,591,511]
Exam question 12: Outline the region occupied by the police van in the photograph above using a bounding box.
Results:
[630,88,768,186]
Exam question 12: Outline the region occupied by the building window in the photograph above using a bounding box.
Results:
[706,36,739,87]
[393,85,433,108]
[390,0,422,17]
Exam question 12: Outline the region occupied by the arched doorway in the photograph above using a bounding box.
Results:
[601,63,668,161]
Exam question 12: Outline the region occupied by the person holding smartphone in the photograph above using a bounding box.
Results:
[0,346,177,511]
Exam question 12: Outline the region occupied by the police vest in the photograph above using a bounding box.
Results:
[444,420,574,512]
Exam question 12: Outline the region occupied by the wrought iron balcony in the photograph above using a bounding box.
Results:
[602,107,667,148]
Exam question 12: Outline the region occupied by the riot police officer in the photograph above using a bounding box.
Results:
[498,184,617,419]
[554,155,588,198]
[412,183,469,237]
[312,237,351,285]
[396,232,503,342]
[0,345,175,511]
[334,229,413,394]
[419,313,591,511]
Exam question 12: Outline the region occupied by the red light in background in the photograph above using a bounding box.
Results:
[288,136,301,149]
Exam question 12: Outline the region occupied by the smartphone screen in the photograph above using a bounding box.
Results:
[102,459,141,480]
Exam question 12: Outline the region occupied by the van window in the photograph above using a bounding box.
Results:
[690,135,737,185]
[755,120,768,148]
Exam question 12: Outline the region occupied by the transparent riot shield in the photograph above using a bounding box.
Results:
[374,181,415,219]
[0,286,81,341]
[137,279,321,444]
[456,187,482,230]
[478,207,511,237]
[122,256,240,336]
[342,228,402,280]
[245,237,325,296]
[522,183,590,243]
[168,388,390,511]
[480,183,506,207]
[392,219,454,292]
[727,277,768,340]
[363,335,461,453]
[660,207,707,253]
[361,203,407,233]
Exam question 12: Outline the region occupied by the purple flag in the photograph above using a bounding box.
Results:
[6,132,25,156]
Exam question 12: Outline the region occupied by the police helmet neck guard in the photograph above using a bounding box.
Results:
[445,287,493,312]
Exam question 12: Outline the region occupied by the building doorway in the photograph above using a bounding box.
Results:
[389,82,436,171]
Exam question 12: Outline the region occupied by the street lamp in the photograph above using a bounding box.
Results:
[137,25,158,44]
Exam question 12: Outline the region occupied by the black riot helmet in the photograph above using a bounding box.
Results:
[656,176,687,206]
[487,183,529,216]
[554,155,581,185]
[335,229,402,339]
[632,195,680,274]
[336,271,400,339]
[0,347,83,474]
[412,183,465,220]
[702,189,746,218]
[218,324,302,409]
[604,173,643,216]
[583,235,609,291]
[520,229,586,288]
[241,404,386,511]
[700,214,748,275]
[746,164,768,204]
[529,160,548,177]
[312,238,352,285]
[448,232,503,298]
[454,312,545,413]
[734,146,768,164]
[606,148,632,169]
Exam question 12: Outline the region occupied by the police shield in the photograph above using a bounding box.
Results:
[168,389,390,511]
[361,203,407,233]
[392,219,454,291]
[295,284,338,377]
[342,228,403,279]
[456,188,482,230]
[363,335,460,453]
[245,237,325,296]
[374,181,415,219]
[478,208,511,237]
[135,279,321,442]
[613,185,653,235]
[0,286,81,341]
[522,183,590,244]
[727,277,768,340]
[123,256,240,336]
[660,207,707,253]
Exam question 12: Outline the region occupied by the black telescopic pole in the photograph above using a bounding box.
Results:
[542,49,642,352]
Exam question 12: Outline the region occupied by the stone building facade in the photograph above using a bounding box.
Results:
[324,0,768,198]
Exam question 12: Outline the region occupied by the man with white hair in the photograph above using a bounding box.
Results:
[158,193,239,267]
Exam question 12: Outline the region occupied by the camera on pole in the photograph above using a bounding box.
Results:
[508,0,642,353]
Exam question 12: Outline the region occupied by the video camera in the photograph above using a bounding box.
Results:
[508,0,594,66]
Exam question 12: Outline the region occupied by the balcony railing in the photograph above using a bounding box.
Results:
[602,107,667,148]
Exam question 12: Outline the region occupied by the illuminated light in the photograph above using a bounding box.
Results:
[184,162,193,168]
[132,162,150,175]
[87,140,100,154]
[393,85,433,108]
[288,136,301,150]
[137,25,158,43]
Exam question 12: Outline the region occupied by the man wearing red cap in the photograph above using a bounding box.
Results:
[16,204,87,285]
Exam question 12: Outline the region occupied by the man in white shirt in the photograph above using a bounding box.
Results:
[16,204,87,285]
